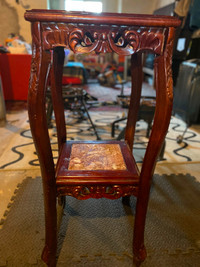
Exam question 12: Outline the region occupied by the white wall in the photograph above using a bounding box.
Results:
[102,0,118,13]
[122,0,158,14]
[102,0,175,14]
[0,0,19,45]
[0,0,47,44]
[0,0,176,45]
[156,0,175,9]
[48,0,65,10]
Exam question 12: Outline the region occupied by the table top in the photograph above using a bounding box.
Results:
[24,9,181,27]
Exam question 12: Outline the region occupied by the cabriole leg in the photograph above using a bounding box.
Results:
[28,22,57,266]
[133,29,175,264]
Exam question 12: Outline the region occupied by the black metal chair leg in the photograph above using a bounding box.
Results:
[82,99,101,140]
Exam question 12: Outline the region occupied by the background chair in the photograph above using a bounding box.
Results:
[46,85,100,139]
[111,96,166,160]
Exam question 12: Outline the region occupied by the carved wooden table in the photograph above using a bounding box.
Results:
[25,10,180,267]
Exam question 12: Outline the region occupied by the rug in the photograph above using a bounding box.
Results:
[0,109,200,170]
[0,174,200,266]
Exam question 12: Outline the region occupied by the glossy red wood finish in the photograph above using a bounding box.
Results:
[25,9,180,27]
[25,10,180,267]
[56,140,140,184]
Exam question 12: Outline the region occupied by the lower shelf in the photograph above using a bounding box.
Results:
[56,140,140,196]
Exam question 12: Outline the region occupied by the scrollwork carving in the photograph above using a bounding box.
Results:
[69,28,114,53]
[42,23,69,50]
[108,30,139,55]
[139,28,164,55]
[165,31,174,103]
[29,22,41,96]
[92,31,113,53]
[69,28,84,51]
[41,23,166,56]
[57,184,138,200]
[68,27,164,55]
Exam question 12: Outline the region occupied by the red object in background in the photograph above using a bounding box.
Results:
[118,55,125,63]
[0,54,31,100]
[117,66,124,73]
[62,76,82,85]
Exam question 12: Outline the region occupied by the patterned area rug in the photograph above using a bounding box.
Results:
[0,109,200,170]
[0,174,200,266]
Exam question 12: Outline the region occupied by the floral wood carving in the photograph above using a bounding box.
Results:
[57,185,138,200]
[41,23,166,55]
[29,22,41,96]
[42,23,69,50]
[68,28,108,53]
[139,28,164,55]
[165,28,175,103]
[108,30,139,55]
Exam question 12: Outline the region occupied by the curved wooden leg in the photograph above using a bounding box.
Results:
[124,52,146,263]
[28,23,57,266]
[50,47,66,152]
[125,53,143,150]
[124,52,145,263]
[57,196,66,231]
[133,33,174,263]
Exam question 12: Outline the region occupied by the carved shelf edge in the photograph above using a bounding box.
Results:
[41,23,166,56]
[57,184,138,200]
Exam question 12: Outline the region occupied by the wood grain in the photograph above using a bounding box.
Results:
[25,10,181,266]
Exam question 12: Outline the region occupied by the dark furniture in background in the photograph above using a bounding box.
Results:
[112,96,156,139]
[173,59,200,141]
[25,10,180,266]
[111,96,166,160]
[153,1,200,141]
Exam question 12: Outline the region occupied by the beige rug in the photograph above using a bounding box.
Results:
[0,174,200,266]
[0,110,200,170]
